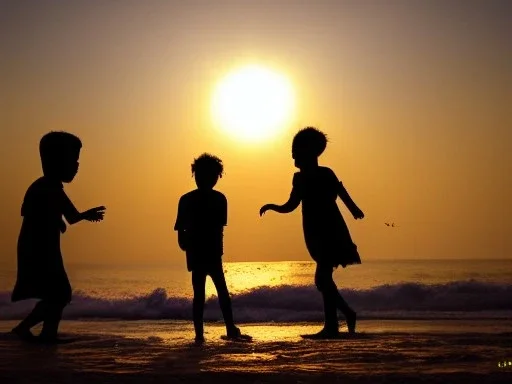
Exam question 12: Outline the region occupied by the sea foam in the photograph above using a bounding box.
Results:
[1,280,510,321]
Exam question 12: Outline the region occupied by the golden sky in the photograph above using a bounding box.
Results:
[1,0,510,266]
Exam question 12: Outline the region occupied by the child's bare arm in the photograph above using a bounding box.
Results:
[174,196,189,251]
[61,193,81,224]
[337,182,364,219]
[62,192,105,224]
[260,174,301,216]
[260,189,301,216]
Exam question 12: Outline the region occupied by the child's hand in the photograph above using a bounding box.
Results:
[60,219,67,233]
[259,204,273,216]
[351,206,364,220]
[84,206,106,222]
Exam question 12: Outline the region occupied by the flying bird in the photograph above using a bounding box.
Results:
[385,222,398,227]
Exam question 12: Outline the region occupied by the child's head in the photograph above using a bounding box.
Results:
[292,127,327,168]
[39,131,82,182]
[191,153,224,190]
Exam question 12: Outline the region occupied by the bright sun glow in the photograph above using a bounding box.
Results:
[212,65,295,143]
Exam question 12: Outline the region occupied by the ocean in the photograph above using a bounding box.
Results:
[1,259,511,321]
[1,260,511,383]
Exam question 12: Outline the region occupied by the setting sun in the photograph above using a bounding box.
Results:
[211,65,295,143]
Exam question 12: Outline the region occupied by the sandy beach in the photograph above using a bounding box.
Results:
[1,319,511,383]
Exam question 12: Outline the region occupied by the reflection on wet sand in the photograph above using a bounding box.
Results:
[1,320,511,383]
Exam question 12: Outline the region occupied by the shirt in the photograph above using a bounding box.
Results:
[174,189,227,258]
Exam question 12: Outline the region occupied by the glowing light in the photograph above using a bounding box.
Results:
[211,65,295,143]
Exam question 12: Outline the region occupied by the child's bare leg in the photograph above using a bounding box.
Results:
[315,263,357,333]
[209,263,238,335]
[315,264,340,335]
[335,292,356,333]
[191,271,207,341]
[39,299,67,341]
[12,301,45,340]
[321,292,339,333]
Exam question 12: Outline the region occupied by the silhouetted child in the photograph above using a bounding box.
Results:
[11,131,106,344]
[260,127,364,339]
[174,153,250,342]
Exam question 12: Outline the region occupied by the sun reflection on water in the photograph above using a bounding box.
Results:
[205,262,310,297]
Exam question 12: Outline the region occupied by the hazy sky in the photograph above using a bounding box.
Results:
[1,0,510,267]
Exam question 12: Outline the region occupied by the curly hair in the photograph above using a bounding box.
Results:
[292,126,328,157]
[191,153,224,178]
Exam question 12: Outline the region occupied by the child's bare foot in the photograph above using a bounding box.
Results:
[226,326,252,341]
[11,326,36,342]
[194,334,205,343]
[302,328,341,339]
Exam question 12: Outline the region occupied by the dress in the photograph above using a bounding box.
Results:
[292,166,361,268]
[11,177,72,303]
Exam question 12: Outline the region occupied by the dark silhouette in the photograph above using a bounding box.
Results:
[260,127,364,339]
[174,153,251,342]
[11,131,105,344]
[384,222,398,227]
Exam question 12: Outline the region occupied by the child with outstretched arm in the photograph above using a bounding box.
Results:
[260,127,364,338]
[12,131,105,344]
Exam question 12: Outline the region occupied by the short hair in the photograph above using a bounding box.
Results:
[39,131,82,170]
[191,153,224,177]
[292,126,328,157]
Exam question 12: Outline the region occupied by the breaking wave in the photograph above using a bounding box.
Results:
[1,280,511,321]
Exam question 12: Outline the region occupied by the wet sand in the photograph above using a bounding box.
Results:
[0,320,511,383]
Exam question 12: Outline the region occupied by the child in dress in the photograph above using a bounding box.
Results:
[260,127,364,338]
[174,153,250,342]
[12,131,106,343]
